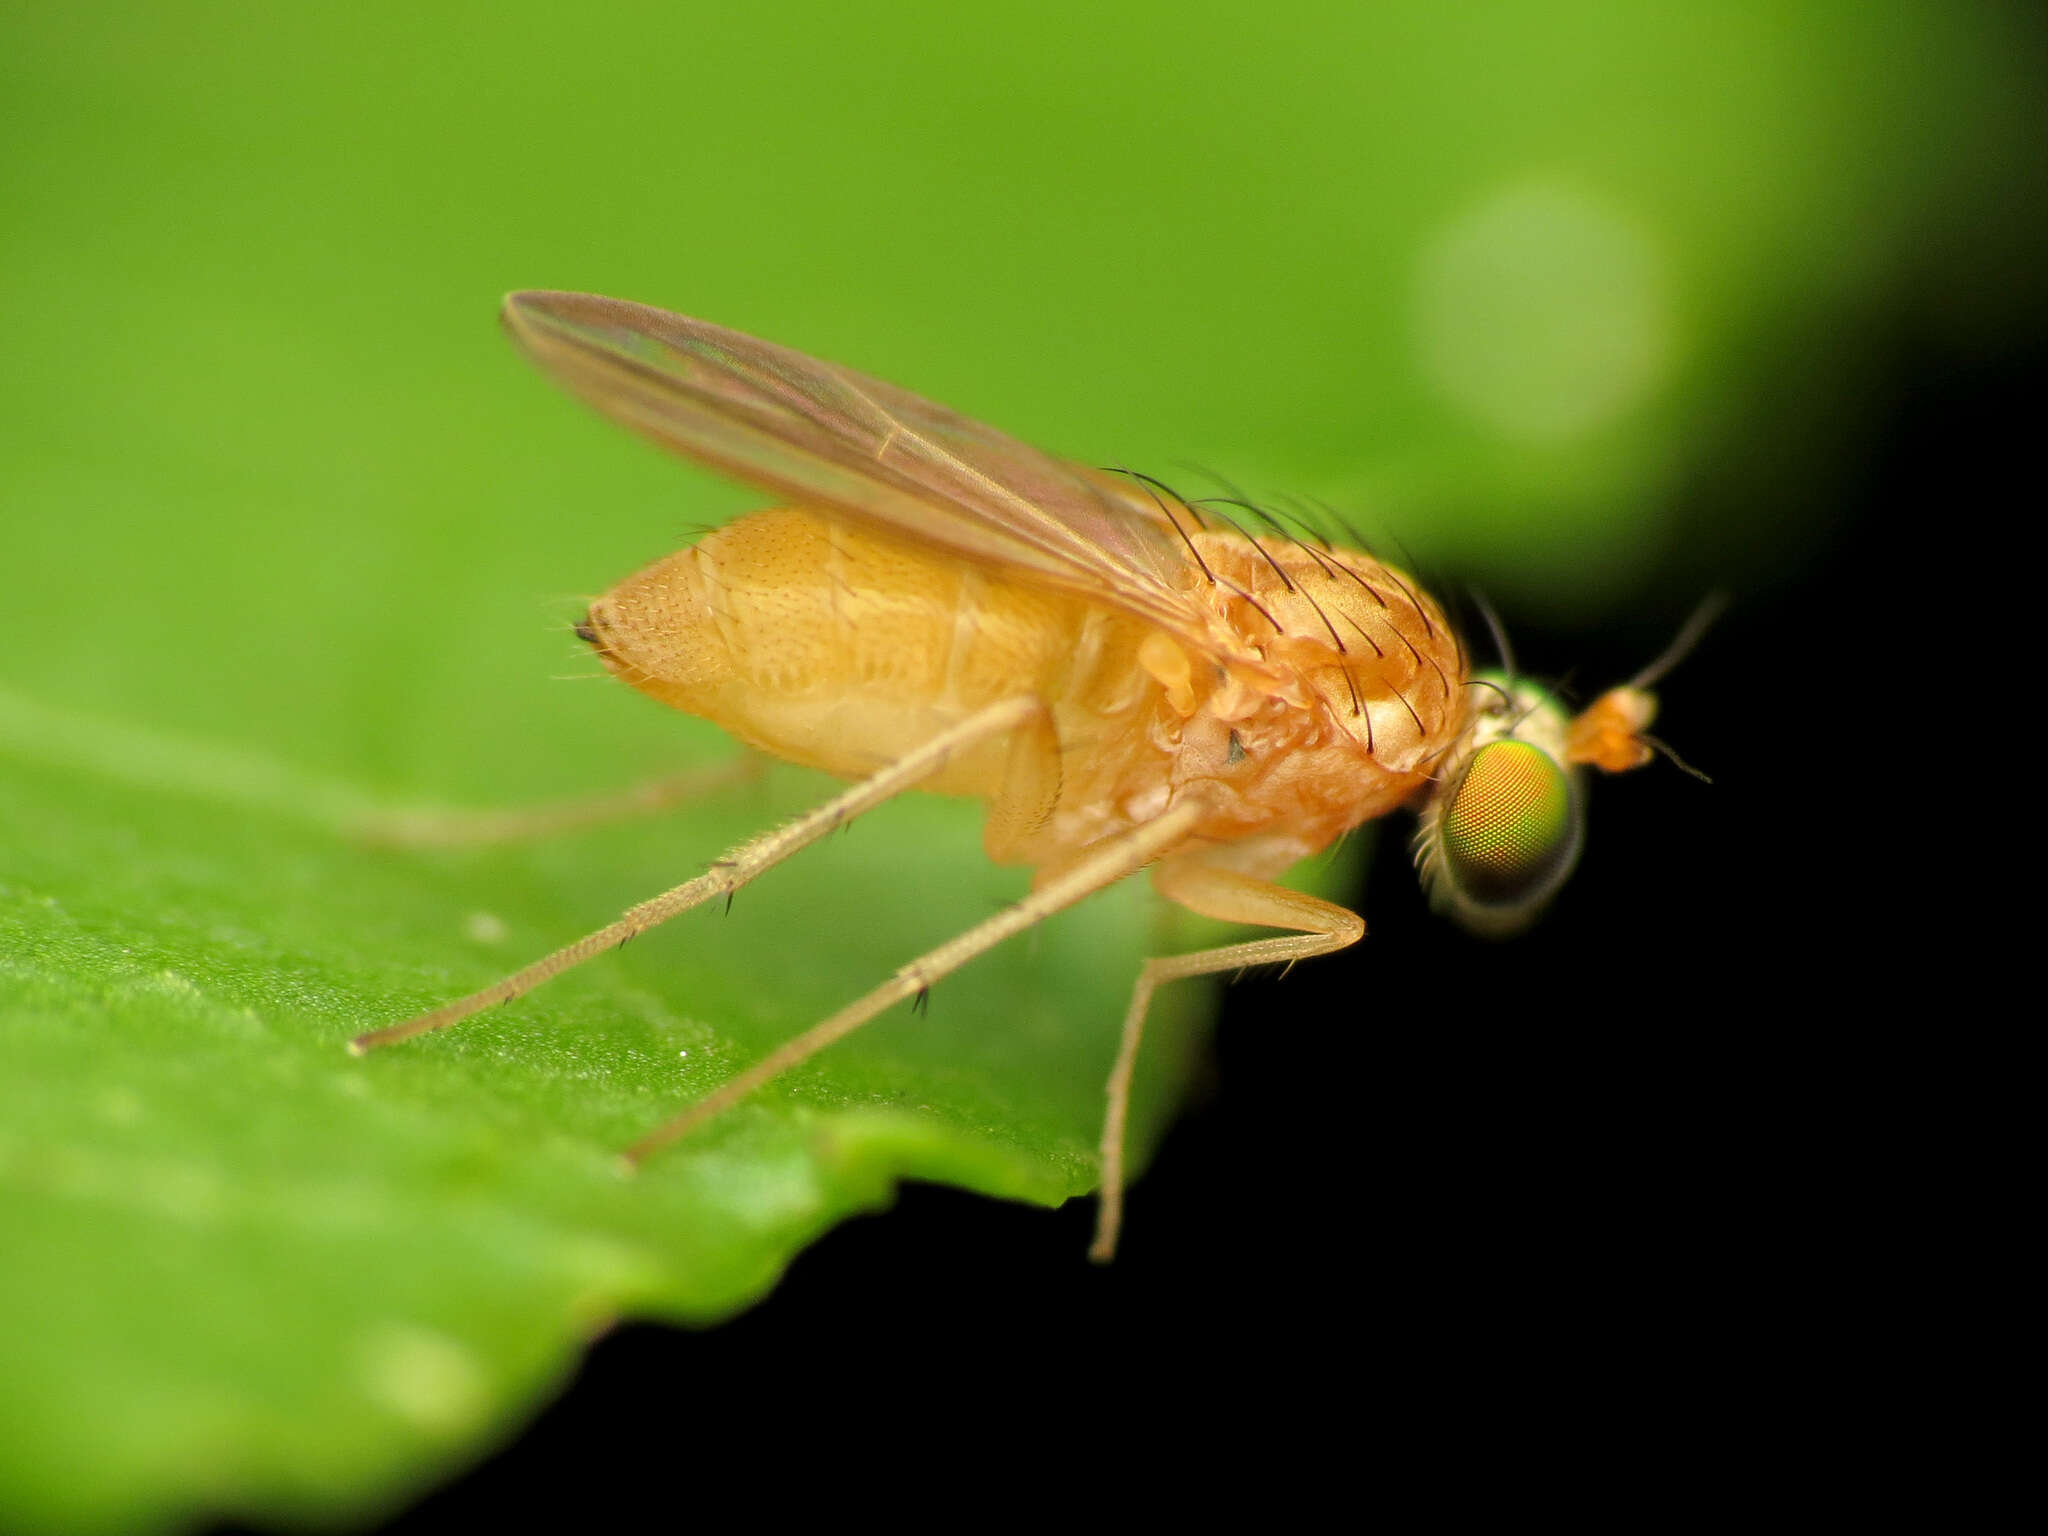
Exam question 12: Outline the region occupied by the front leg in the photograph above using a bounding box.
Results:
[1093,856,1366,1262]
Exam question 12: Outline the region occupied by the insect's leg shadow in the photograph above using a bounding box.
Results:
[346,755,767,849]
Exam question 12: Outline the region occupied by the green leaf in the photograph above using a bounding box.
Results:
[0,687,1215,1532]
[3,0,2038,1529]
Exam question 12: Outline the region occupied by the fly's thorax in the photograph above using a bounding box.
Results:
[1118,533,1469,852]
[1414,671,1586,937]
[1183,531,1466,775]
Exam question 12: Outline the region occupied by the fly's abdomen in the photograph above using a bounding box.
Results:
[581,508,1094,793]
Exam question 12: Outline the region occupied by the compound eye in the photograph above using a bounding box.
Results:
[1440,740,1579,910]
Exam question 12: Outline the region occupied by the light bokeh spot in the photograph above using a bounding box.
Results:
[1418,180,1673,442]
[360,1325,489,1438]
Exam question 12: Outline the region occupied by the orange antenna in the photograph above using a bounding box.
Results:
[1567,593,1727,776]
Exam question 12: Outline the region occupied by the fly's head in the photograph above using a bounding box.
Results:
[1414,673,1587,937]
[1413,593,1721,937]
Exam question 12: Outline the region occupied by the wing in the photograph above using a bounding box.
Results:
[501,291,1242,658]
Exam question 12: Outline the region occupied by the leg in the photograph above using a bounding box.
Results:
[622,796,1209,1162]
[1090,859,1366,1263]
[348,755,766,849]
[349,695,1053,1053]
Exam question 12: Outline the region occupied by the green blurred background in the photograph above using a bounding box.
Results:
[3,2,2042,1531]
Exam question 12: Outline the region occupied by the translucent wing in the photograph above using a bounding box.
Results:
[502,291,1240,657]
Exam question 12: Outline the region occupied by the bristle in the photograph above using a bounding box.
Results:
[1335,607,1387,660]
[1296,583,1347,653]
[1375,563,1437,641]
[1102,465,1217,585]
[1267,492,1340,552]
[1421,649,1452,700]
[1190,497,1299,594]
[1204,492,1338,588]
[1391,683,1425,737]
[1336,661,1362,718]
[1301,494,1377,557]
[1215,574,1282,636]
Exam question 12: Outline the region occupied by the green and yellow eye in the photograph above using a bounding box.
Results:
[1427,739,1583,933]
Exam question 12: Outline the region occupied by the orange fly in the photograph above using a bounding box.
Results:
[351,291,1693,1259]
